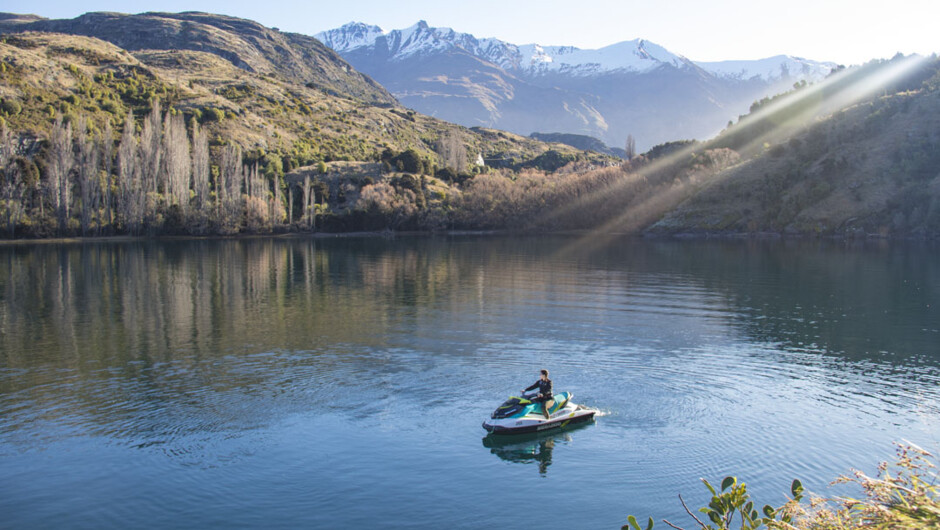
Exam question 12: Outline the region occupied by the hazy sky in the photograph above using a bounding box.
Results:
[5,0,938,65]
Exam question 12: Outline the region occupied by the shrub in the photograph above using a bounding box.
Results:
[0,98,22,116]
[435,167,457,183]
[391,149,424,174]
[522,149,576,172]
[200,107,225,123]
[625,444,940,530]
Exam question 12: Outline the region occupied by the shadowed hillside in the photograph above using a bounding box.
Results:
[649,55,940,238]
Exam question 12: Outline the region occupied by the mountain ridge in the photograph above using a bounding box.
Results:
[0,11,396,106]
[316,21,835,150]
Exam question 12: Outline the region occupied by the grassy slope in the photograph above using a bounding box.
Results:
[0,11,395,105]
[649,58,940,238]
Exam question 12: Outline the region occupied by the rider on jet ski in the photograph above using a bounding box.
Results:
[522,369,553,419]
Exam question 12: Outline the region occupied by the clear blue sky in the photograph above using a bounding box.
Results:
[5,0,938,65]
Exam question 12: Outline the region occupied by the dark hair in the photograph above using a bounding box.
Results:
[540,369,549,377]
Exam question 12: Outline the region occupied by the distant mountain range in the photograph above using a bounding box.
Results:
[317,21,836,151]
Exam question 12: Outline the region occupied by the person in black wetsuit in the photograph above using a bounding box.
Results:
[523,369,554,419]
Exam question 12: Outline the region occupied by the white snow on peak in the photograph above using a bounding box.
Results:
[697,55,834,81]
[390,20,460,58]
[315,21,385,53]
[513,38,690,75]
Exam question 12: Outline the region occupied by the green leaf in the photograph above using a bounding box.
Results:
[762,505,775,518]
[721,476,735,491]
[744,501,753,514]
[646,516,655,530]
[627,515,641,530]
[791,479,804,498]
[708,512,722,525]
[702,478,717,496]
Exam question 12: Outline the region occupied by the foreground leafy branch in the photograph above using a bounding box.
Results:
[626,444,940,530]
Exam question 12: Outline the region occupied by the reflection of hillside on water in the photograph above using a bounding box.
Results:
[1,236,937,447]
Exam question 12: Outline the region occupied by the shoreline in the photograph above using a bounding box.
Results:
[0,229,508,246]
[1,228,937,246]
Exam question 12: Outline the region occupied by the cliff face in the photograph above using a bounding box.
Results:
[0,11,396,105]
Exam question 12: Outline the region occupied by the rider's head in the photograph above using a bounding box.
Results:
[540,369,549,380]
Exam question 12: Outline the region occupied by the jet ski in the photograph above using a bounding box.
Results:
[482,389,596,435]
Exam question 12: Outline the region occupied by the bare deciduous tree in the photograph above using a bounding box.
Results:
[47,116,74,232]
[436,131,467,173]
[191,121,209,209]
[190,120,210,233]
[140,101,162,194]
[271,174,283,228]
[162,112,191,214]
[139,102,162,227]
[76,116,100,236]
[0,123,25,237]
[218,144,242,233]
[101,121,114,233]
[303,175,314,230]
[117,110,143,234]
[243,163,269,232]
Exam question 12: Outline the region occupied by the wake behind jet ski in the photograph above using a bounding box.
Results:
[481,389,597,435]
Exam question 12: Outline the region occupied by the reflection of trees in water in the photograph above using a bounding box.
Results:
[0,238,587,388]
[0,237,596,372]
[0,237,592,443]
[2,237,937,370]
[1,237,937,437]
[666,239,940,361]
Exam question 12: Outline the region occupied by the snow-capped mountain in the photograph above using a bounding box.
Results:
[318,21,698,76]
[697,55,834,81]
[315,21,835,150]
[318,21,831,80]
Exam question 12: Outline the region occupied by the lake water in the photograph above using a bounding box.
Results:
[1,235,938,528]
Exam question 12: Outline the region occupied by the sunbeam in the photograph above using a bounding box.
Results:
[549,54,934,260]
[725,54,931,157]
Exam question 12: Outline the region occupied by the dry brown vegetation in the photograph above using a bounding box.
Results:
[651,55,940,238]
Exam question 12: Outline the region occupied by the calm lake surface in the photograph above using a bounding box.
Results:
[1,235,938,528]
